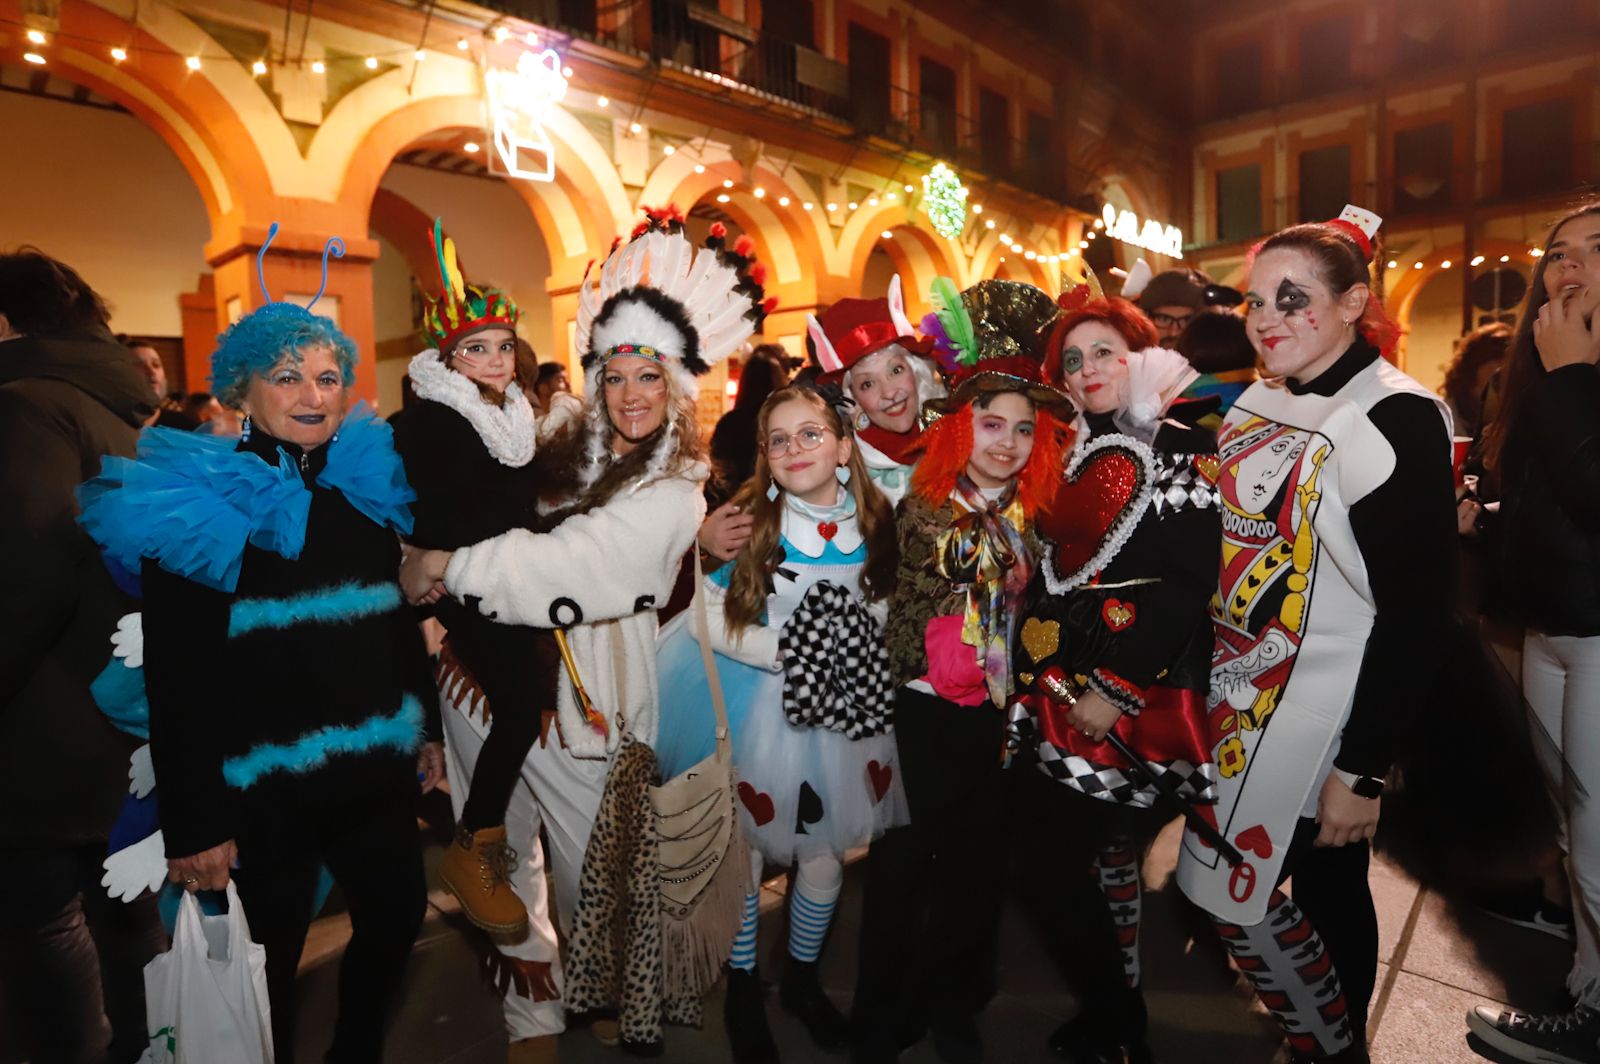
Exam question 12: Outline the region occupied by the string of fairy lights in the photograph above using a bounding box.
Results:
[7,13,1088,268]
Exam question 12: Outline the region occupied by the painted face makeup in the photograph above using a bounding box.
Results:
[1245,246,1357,382]
[965,391,1037,489]
[449,327,517,393]
[764,398,850,506]
[602,354,669,453]
[848,346,919,434]
[242,343,347,450]
[1059,320,1131,415]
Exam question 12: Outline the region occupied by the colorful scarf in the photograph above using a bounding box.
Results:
[934,475,1033,707]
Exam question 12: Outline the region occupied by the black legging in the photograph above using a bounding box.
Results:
[1276,816,1379,1036]
[233,784,426,1064]
[852,688,1009,1047]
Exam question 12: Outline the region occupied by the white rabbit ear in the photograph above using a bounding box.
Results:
[1121,259,1153,300]
[887,275,916,337]
[807,314,843,373]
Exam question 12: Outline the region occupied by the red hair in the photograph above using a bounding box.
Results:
[1044,298,1159,388]
[911,400,1069,519]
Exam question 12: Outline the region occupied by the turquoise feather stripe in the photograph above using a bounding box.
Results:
[222,694,424,789]
[228,580,401,638]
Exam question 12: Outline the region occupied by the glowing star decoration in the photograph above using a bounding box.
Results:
[922,163,968,240]
[1101,203,1184,260]
[484,49,569,183]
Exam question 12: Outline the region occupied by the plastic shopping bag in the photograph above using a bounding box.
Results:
[139,880,274,1064]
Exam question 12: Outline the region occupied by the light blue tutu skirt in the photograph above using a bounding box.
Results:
[654,613,909,865]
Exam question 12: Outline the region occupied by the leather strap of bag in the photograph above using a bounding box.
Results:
[689,550,733,766]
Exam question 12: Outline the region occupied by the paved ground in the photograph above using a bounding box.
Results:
[0,801,1572,1064]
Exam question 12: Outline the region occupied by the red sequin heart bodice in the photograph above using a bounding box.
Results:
[1037,438,1153,587]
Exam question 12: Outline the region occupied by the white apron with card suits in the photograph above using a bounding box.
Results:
[1176,363,1446,924]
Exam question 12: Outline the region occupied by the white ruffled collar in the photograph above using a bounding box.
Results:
[408,349,536,468]
[781,487,862,557]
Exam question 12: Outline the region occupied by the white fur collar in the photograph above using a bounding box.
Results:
[408,350,536,468]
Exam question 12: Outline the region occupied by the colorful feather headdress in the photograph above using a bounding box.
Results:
[575,206,772,387]
[922,278,1070,414]
[421,217,519,353]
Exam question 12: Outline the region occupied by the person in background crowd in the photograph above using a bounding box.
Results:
[1174,308,1259,426]
[78,232,444,1064]
[708,343,790,503]
[852,279,1069,1064]
[1442,322,1513,442]
[1012,292,1219,1064]
[120,336,197,429]
[400,207,769,1057]
[1134,267,1214,345]
[656,386,906,1064]
[1176,206,1456,1064]
[181,390,223,425]
[1469,200,1600,1064]
[0,248,166,1064]
[532,360,570,415]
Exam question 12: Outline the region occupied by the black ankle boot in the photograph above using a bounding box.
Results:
[1048,990,1151,1063]
[780,958,851,1052]
[724,966,779,1064]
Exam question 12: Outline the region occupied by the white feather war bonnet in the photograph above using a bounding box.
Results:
[576,205,774,395]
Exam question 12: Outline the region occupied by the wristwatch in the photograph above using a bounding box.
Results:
[1332,768,1385,799]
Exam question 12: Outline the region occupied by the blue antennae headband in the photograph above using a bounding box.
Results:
[254,220,346,311]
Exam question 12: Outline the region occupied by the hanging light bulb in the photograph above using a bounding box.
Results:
[717,193,730,203]
[778,196,790,206]
[1500,255,1510,263]
[663,145,676,155]
[311,59,326,73]
[463,141,480,153]
[886,192,898,202]
[847,201,859,210]
[868,196,879,206]
[1470,255,1485,266]
[562,65,573,78]
[364,56,378,69]
[493,26,511,43]
[457,38,470,50]
[1440,260,1452,269]
[1386,259,1398,269]
[597,95,610,107]
[414,49,427,61]
[985,220,995,230]
[693,164,705,174]
[629,121,642,134]
[186,55,202,71]
[23,52,45,65]
[252,58,268,76]
[26,29,46,44]
[972,204,983,214]
[753,187,766,199]
[802,201,814,211]
[111,47,129,63]
[881,230,893,239]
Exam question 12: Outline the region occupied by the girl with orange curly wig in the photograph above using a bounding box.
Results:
[853,280,1071,1059]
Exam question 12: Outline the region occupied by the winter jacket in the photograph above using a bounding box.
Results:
[0,327,155,846]
[1498,363,1600,636]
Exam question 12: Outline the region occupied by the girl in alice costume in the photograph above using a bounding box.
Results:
[1175,207,1456,1064]
[851,279,1071,1064]
[654,386,906,1064]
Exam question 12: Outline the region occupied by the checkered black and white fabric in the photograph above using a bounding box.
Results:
[778,580,893,738]
[1035,735,1217,809]
[1150,452,1218,517]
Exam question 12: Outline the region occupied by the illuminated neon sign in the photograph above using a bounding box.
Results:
[1102,203,1184,259]
[485,49,569,182]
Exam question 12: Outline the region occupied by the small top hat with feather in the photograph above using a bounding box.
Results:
[922,278,1071,414]
[575,206,772,392]
[421,217,519,353]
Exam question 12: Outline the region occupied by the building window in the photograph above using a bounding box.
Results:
[1298,144,1351,223]
[1394,2,1453,69]
[979,88,1010,175]
[1298,15,1353,98]
[1024,111,1053,196]
[918,58,957,154]
[1216,163,1263,243]
[847,24,892,135]
[1213,40,1263,117]
[1502,97,1574,198]
[1503,0,1572,48]
[1392,122,1453,212]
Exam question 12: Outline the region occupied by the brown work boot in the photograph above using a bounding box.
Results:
[507,1035,558,1064]
[439,822,529,934]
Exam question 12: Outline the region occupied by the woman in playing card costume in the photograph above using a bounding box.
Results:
[391,219,585,941]
[400,206,770,1057]
[811,275,947,508]
[1173,207,1457,1064]
[652,385,906,1063]
[1009,285,1220,1064]
[851,279,1071,1063]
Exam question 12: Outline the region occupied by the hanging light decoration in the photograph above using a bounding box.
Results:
[921,162,968,240]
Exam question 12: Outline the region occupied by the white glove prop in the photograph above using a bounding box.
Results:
[102,831,168,901]
[129,743,156,799]
[111,612,144,669]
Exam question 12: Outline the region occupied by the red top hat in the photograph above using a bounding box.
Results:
[808,275,934,385]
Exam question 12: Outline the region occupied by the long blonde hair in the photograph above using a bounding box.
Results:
[723,387,898,634]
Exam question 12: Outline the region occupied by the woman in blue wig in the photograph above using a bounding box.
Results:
[78,228,442,1064]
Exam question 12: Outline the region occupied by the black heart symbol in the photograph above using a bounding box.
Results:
[796,782,823,834]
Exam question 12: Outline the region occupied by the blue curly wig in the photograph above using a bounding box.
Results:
[210,302,358,406]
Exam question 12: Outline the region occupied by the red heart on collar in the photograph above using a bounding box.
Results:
[817,521,839,541]
[1037,440,1152,585]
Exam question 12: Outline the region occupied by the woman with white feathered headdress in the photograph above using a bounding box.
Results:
[400,205,769,1053]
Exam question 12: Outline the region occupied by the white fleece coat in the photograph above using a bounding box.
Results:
[444,462,709,759]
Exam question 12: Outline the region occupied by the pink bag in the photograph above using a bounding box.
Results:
[922,614,990,706]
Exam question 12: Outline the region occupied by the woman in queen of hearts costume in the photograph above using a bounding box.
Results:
[810,275,946,508]
[1175,207,1457,1064]
[1010,284,1220,1064]
[401,205,770,1058]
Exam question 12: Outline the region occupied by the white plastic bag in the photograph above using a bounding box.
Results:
[139,881,274,1064]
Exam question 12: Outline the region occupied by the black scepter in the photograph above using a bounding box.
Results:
[1039,667,1243,868]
